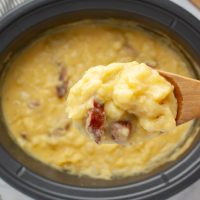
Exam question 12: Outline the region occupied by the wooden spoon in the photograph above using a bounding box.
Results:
[158,70,200,125]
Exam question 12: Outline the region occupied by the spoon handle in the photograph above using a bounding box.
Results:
[159,70,200,125]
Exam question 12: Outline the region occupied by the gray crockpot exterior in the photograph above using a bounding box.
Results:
[0,0,200,200]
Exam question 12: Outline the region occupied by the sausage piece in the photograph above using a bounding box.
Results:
[111,121,131,144]
[86,99,105,143]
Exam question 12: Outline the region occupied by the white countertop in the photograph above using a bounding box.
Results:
[0,0,199,200]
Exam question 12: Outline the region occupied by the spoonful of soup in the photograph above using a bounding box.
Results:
[66,61,199,144]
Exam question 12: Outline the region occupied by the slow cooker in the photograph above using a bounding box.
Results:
[0,0,199,199]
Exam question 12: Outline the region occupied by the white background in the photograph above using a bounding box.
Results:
[0,0,199,199]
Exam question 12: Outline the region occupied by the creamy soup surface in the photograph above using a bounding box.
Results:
[2,20,193,179]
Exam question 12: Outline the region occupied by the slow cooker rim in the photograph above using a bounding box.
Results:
[0,0,199,200]
[0,0,200,34]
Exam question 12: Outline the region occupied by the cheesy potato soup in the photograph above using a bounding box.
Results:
[67,62,177,144]
[2,20,193,179]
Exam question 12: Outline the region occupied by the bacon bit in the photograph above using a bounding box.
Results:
[65,122,70,130]
[111,121,131,144]
[28,101,40,109]
[59,67,67,82]
[49,128,65,137]
[145,60,157,68]
[122,43,138,56]
[86,99,105,143]
[56,67,68,98]
[56,81,68,98]
[21,132,28,140]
